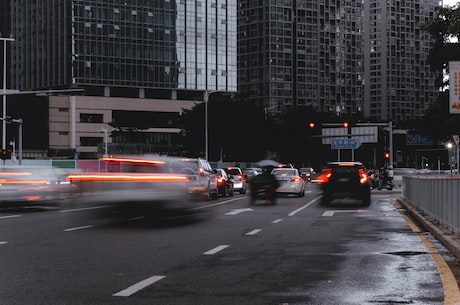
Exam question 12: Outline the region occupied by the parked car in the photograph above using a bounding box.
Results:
[299,167,316,182]
[224,167,247,194]
[317,161,371,206]
[214,168,234,197]
[271,168,305,197]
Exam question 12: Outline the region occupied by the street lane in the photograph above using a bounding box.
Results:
[0,184,455,304]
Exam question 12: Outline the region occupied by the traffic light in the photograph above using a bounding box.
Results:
[384,152,390,159]
[309,122,315,128]
[343,122,349,128]
[0,149,10,160]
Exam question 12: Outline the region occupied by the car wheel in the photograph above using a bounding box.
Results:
[297,189,304,197]
[321,195,330,206]
[208,183,218,200]
[240,187,246,194]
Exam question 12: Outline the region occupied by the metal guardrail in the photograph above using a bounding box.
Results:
[402,175,460,230]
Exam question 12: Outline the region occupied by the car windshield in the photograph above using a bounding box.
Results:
[226,168,241,175]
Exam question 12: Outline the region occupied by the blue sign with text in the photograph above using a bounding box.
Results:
[331,138,361,149]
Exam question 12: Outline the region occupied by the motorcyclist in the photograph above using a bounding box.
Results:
[249,165,280,204]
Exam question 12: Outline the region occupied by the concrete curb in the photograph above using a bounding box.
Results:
[397,197,460,259]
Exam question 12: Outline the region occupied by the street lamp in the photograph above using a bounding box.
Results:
[100,128,108,157]
[1,37,15,151]
[446,142,454,176]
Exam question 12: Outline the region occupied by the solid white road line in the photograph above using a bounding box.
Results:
[288,196,322,216]
[203,245,229,255]
[113,275,166,297]
[245,229,262,236]
[59,205,110,213]
[0,214,21,219]
[272,218,283,223]
[63,225,93,232]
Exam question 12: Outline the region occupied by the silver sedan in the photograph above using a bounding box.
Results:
[271,168,305,197]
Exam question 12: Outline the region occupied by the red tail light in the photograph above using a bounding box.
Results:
[317,168,332,185]
[238,174,243,181]
[217,177,225,184]
[358,169,369,184]
[291,177,301,182]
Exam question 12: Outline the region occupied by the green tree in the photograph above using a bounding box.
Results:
[422,4,460,142]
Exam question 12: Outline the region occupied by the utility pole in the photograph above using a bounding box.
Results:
[1,37,15,151]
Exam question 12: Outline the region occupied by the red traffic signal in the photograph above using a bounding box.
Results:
[384,152,390,159]
[0,149,10,160]
[309,122,315,128]
[343,122,349,128]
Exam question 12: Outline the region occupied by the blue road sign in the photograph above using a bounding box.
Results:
[331,138,361,149]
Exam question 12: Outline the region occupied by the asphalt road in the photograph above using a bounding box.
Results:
[0,184,457,305]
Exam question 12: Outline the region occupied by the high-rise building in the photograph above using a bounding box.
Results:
[363,0,440,122]
[237,0,364,116]
[0,0,237,158]
[237,0,439,123]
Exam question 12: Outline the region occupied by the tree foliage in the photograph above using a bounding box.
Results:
[179,94,339,166]
[422,4,460,141]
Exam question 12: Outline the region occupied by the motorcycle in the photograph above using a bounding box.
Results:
[248,170,279,205]
[377,179,393,190]
[249,183,277,205]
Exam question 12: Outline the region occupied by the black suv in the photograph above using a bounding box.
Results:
[318,161,371,206]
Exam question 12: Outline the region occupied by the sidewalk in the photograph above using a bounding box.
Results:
[397,196,460,260]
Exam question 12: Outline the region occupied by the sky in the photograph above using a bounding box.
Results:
[443,0,459,7]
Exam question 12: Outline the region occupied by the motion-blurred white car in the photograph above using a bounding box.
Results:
[0,166,76,207]
[271,168,305,197]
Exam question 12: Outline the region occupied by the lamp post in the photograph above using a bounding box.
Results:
[1,37,15,151]
[446,142,454,176]
[100,128,108,157]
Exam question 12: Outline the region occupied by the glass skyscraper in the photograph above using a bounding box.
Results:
[7,0,237,94]
[363,0,439,121]
[237,0,439,123]
[238,0,364,116]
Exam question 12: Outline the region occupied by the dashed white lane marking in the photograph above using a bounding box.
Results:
[0,215,21,219]
[288,196,321,216]
[63,225,93,232]
[0,241,8,245]
[226,208,253,215]
[190,197,246,210]
[203,245,229,255]
[322,210,368,217]
[246,229,262,236]
[129,216,146,221]
[272,219,283,223]
[113,275,166,297]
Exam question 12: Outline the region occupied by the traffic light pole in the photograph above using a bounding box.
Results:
[0,116,22,165]
[356,122,393,168]
[322,121,393,167]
